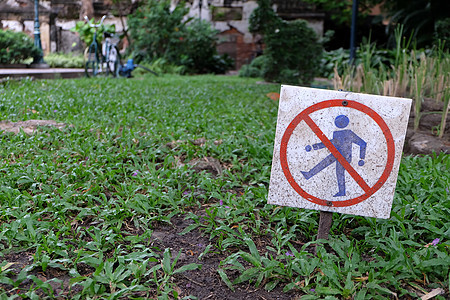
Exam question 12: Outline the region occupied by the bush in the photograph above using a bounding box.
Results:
[238,55,267,78]
[181,20,233,74]
[0,30,40,64]
[435,18,450,48]
[71,19,115,48]
[318,45,396,78]
[133,58,186,75]
[248,0,323,85]
[44,53,84,68]
[248,0,280,35]
[263,20,323,85]
[127,0,232,74]
[127,0,187,64]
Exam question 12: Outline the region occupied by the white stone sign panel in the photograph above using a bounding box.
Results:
[268,86,412,219]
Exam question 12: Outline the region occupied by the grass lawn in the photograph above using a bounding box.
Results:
[0,74,448,299]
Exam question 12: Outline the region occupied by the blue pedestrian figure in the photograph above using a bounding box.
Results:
[301,115,367,197]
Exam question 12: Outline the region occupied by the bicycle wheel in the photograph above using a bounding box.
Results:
[85,44,100,77]
[106,46,120,77]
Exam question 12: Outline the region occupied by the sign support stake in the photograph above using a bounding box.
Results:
[315,211,333,254]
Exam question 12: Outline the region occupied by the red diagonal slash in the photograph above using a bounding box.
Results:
[303,115,371,193]
[279,99,395,207]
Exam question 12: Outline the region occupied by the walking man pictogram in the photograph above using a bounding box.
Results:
[301,115,367,197]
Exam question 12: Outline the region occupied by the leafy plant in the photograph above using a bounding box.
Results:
[71,18,116,48]
[263,19,323,85]
[181,20,233,74]
[333,29,450,137]
[248,0,281,35]
[0,30,40,64]
[150,248,201,299]
[127,0,231,74]
[247,0,323,85]
[44,52,84,68]
[238,55,267,78]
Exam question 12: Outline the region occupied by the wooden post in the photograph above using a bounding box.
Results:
[315,211,333,254]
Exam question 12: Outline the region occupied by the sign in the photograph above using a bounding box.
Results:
[268,86,412,219]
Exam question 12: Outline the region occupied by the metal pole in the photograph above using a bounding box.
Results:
[349,0,358,64]
[199,0,202,20]
[33,0,44,64]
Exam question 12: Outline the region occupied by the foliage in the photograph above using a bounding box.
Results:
[238,55,267,78]
[127,0,231,74]
[127,0,188,64]
[132,58,186,75]
[247,0,323,85]
[0,75,448,298]
[380,0,449,47]
[44,53,84,68]
[319,45,395,79]
[180,20,233,74]
[302,0,390,26]
[263,20,323,85]
[248,0,281,34]
[0,30,40,64]
[303,0,449,49]
[435,18,450,47]
[71,18,116,48]
[333,29,450,137]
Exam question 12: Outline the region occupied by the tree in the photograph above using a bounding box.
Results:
[304,0,450,47]
[380,0,450,47]
[80,0,94,20]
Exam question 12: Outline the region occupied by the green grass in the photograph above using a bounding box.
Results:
[0,75,448,299]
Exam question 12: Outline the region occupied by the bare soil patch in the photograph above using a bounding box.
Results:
[0,120,67,135]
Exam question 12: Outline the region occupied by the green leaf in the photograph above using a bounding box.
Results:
[162,248,172,274]
[244,238,261,262]
[315,286,342,295]
[179,223,200,235]
[233,267,259,284]
[265,280,279,291]
[240,252,262,267]
[173,263,201,274]
[218,269,235,291]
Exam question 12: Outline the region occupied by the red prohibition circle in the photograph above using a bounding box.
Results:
[280,99,395,207]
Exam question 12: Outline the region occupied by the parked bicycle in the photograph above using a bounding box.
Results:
[84,15,157,78]
[84,15,120,77]
[102,31,121,77]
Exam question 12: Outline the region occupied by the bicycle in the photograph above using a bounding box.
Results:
[102,31,121,77]
[84,15,120,77]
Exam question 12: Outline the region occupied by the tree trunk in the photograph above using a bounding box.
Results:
[80,0,94,20]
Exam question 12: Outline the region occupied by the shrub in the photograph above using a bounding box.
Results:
[133,58,186,75]
[248,0,323,85]
[238,55,267,78]
[127,0,187,64]
[0,30,40,64]
[318,45,396,78]
[435,18,450,48]
[248,0,280,35]
[44,53,84,68]
[181,20,233,74]
[71,19,115,48]
[263,20,323,85]
[127,0,232,74]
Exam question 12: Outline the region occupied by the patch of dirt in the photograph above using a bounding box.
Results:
[186,157,223,177]
[148,214,302,299]
[0,250,83,298]
[0,120,67,134]
[405,98,450,155]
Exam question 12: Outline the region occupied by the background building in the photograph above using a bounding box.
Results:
[0,0,324,70]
